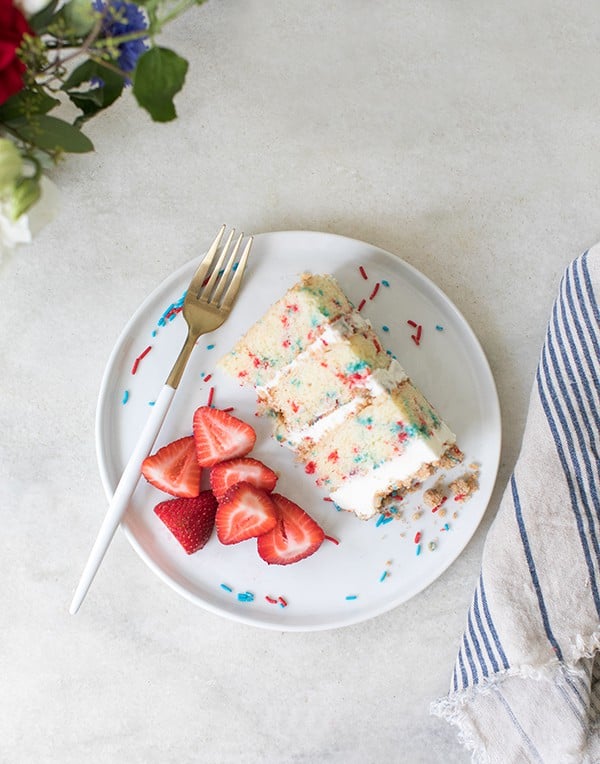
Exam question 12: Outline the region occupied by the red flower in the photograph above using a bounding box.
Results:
[0,0,32,106]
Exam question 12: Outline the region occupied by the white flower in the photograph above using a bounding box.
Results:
[14,0,54,16]
[0,177,60,260]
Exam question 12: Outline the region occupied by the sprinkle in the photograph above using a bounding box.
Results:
[207,344,215,350]
[207,386,215,407]
[416,325,422,342]
[265,595,278,604]
[381,279,390,287]
[220,583,233,592]
[278,596,288,608]
[407,319,417,328]
[157,291,185,327]
[382,325,389,333]
[431,496,448,513]
[151,329,157,337]
[376,514,394,527]
[323,496,333,502]
[369,282,380,300]
[415,544,422,556]
[324,534,340,545]
[358,298,366,312]
[379,570,389,582]
[237,591,255,602]
[436,325,444,331]
[122,390,129,405]
[222,406,234,413]
[131,345,152,375]
[203,373,213,383]
[148,401,155,406]
[359,265,368,280]
[441,523,451,532]
[414,531,422,544]
[345,594,358,601]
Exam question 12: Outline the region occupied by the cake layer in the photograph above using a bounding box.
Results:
[256,312,395,437]
[295,379,456,518]
[218,273,355,388]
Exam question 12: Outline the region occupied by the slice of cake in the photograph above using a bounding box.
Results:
[219,272,459,520]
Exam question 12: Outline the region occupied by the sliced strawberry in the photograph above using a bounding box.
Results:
[210,457,278,500]
[142,435,201,498]
[257,493,325,566]
[154,490,218,554]
[193,406,256,467]
[215,482,278,545]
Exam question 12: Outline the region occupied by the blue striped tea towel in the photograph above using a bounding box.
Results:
[432,249,600,763]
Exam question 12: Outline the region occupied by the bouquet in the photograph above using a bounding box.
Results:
[0,0,204,251]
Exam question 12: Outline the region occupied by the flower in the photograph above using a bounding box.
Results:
[0,0,33,105]
[93,0,149,83]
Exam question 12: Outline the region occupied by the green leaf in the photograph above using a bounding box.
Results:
[28,0,60,33]
[0,89,60,121]
[6,115,94,154]
[63,61,125,122]
[133,47,188,122]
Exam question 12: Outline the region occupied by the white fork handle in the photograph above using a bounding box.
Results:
[69,384,176,615]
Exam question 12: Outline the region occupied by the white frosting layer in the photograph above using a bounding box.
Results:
[329,421,456,519]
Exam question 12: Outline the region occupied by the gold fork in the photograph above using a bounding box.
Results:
[70,226,253,614]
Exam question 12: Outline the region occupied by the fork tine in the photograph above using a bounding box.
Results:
[186,224,226,297]
[211,232,244,304]
[220,236,253,312]
[202,228,235,298]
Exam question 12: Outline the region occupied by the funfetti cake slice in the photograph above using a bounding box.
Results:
[218,272,459,520]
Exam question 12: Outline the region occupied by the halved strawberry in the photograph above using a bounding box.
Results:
[215,482,278,545]
[210,457,278,500]
[193,406,256,467]
[257,493,325,565]
[141,435,201,498]
[154,490,218,554]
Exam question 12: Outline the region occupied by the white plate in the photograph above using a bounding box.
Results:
[96,230,501,631]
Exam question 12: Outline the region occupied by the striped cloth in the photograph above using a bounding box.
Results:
[432,248,600,763]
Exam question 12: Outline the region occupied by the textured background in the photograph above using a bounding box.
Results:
[2,1,600,761]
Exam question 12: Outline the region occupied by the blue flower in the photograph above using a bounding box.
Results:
[93,0,148,84]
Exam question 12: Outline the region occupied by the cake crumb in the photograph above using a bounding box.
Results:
[450,472,479,503]
[439,445,464,469]
[423,486,445,509]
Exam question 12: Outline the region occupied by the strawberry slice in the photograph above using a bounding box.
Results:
[257,493,325,565]
[193,406,256,467]
[154,490,218,554]
[210,457,278,500]
[215,482,278,545]
[141,435,201,498]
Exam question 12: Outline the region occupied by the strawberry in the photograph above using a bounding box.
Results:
[154,490,218,554]
[210,457,278,500]
[215,482,278,545]
[193,406,256,467]
[141,435,201,498]
[257,493,325,566]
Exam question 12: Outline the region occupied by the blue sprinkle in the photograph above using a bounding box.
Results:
[333,502,343,512]
[415,543,422,556]
[435,325,444,331]
[207,344,215,350]
[148,401,155,406]
[151,329,157,337]
[122,390,129,405]
[443,523,450,531]
[237,591,255,603]
[220,583,233,592]
[345,594,358,601]
[376,514,394,527]
[381,279,390,287]
[382,325,389,332]
[379,570,388,582]
[232,261,239,271]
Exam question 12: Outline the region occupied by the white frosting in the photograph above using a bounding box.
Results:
[329,421,456,519]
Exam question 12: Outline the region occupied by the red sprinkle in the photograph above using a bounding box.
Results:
[407,320,418,328]
[207,386,215,407]
[416,325,422,342]
[414,531,422,544]
[203,373,212,382]
[359,265,368,280]
[265,596,278,604]
[278,596,288,608]
[323,497,333,502]
[369,282,380,300]
[411,334,420,346]
[304,461,316,475]
[222,406,234,413]
[358,298,366,312]
[131,345,152,375]
[324,535,340,545]
[432,496,448,513]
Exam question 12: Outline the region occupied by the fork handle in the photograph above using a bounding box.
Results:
[69,384,176,615]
